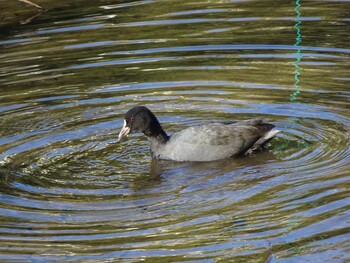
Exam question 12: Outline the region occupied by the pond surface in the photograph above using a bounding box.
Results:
[0,0,349,262]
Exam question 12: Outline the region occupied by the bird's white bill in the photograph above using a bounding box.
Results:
[118,119,130,142]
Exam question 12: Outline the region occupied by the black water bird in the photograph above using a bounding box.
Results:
[118,106,280,162]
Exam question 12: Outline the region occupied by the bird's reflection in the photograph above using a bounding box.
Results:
[131,150,277,190]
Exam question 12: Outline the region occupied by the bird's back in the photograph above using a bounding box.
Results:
[150,119,279,162]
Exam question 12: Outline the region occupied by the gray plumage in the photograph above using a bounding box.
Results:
[118,106,281,162]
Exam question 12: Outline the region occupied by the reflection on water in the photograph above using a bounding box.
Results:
[0,0,349,262]
[290,0,302,102]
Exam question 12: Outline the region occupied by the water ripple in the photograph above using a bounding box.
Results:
[109,44,350,55]
[0,0,349,262]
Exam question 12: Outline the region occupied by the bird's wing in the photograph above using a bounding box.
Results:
[171,123,262,148]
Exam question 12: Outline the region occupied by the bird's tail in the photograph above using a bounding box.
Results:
[247,129,281,154]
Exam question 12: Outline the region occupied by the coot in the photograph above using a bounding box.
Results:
[118,106,280,162]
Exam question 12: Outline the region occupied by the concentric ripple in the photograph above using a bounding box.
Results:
[0,0,349,262]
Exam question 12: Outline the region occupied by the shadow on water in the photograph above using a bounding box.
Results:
[143,150,278,184]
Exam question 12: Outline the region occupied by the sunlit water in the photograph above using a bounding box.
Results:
[0,0,349,262]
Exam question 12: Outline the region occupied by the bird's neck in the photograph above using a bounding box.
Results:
[143,122,169,144]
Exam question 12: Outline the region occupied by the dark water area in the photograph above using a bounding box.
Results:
[0,0,349,262]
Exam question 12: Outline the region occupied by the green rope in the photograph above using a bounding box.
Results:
[290,0,303,102]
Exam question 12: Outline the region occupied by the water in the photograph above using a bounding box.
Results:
[0,0,349,262]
